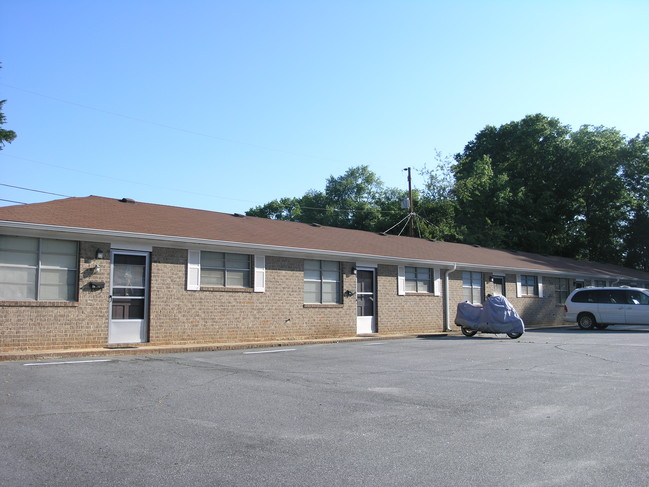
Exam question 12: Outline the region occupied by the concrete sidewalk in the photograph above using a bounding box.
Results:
[0,332,454,362]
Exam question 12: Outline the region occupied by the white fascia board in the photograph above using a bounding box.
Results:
[0,221,451,267]
[450,262,629,281]
[0,220,642,281]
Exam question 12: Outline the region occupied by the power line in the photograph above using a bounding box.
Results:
[288,205,404,215]
[0,183,71,197]
[0,82,345,164]
[0,179,409,216]
[1,154,410,215]
[1,153,258,206]
[0,198,26,204]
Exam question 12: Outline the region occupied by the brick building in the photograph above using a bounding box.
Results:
[1,196,648,352]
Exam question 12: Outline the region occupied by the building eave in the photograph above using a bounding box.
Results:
[1,220,644,282]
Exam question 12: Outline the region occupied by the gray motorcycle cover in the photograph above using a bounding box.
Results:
[454,295,525,334]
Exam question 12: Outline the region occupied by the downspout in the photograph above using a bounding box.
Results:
[443,263,457,332]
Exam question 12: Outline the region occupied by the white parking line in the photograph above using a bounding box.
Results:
[243,349,296,354]
[24,359,113,366]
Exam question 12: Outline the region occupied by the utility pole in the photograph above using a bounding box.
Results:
[403,167,414,237]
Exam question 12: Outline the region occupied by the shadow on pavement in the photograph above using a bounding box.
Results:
[524,326,649,334]
[416,325,649,341]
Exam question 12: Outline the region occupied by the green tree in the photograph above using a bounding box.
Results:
[0,99,17,149]
[564,125,629,264]
[320,165,385,230]
[416,156,461,241]
[452,114,636,263]
[247,165,409,232]
[247,118,649,269]
[622,133,649,270]
[453,114,576,254]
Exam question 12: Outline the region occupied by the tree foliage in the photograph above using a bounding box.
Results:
[247,165,407,233]
[622,133,649,270]
[0,99,17,149]
[248,115,649,270]
[452,114,648,267]
[0,65,17,149]
[415,156,462,242]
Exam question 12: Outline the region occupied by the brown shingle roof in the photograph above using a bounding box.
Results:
[1,196,648,280]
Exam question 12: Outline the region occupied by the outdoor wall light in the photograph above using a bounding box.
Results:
[352,267,357,275]
[96,249,104,259]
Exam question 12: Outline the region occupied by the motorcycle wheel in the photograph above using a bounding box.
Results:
[461,327,478,337]
[507,332,523,339]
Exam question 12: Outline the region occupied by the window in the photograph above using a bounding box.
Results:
[556,278,569,304]
[463,271,482,303]
[593,280,607,287]
[520,275,538,296]
[627,290,649,305]
[405,267,432,293]
[571,290,598,303]
[0,236,78,301]
[604,289,628,304]
[200,251,251,288]
[304,260,341,304]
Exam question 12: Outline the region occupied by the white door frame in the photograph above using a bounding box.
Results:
[108,250,150,344]
[356,267,377,334]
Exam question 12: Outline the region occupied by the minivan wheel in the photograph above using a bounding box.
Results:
[577,313,596,330]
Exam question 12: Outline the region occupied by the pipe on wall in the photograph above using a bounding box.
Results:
[443,263,457,332]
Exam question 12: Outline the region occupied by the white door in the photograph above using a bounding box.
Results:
[356,269,376,334]
[492,276,505,296]
[109,251,149,344]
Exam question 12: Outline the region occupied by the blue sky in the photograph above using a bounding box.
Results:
[1,0,648,214]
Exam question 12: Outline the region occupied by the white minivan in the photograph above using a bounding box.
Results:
[564,287,649,329]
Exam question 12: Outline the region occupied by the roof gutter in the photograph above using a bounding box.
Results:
[443,263,457,332]
[1,220,646,282]
[0,220,452,267]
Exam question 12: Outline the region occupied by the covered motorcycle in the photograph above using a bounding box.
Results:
[454,295,525,339]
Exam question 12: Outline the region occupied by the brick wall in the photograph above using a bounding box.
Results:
[149,250,358,345]
[0,241,110,351]
[376,264,445,334]
[2,240,578,352]
[446,271,567,329]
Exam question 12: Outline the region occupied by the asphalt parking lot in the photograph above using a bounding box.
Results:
[2,327,649,487]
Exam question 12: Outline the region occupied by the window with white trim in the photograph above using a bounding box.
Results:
[304,260,341,304]
[200,251,251,288]
[463,271,482,303]
[520,275,538,296]
[0,235,78,301]
[405,267,432,293]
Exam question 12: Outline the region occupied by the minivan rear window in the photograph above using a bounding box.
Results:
[628,290,649,305]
